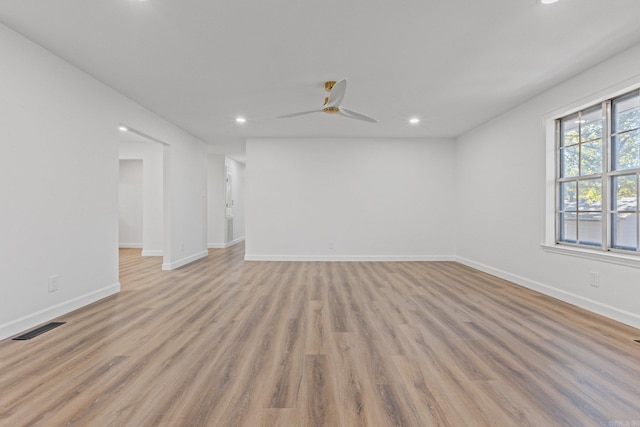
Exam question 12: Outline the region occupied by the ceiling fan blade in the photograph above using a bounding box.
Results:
[276,109,322,118]
[326,79,347,108]
[340,107,378,123]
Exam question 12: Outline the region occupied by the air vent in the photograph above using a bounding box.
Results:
[12,322,66,340]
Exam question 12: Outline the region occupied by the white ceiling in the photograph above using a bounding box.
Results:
[2,0,640,161]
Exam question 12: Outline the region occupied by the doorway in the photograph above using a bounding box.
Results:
[118,127,167,268]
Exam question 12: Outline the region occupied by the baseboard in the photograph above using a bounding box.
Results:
[228,237,245,247]
[208,237,245,249]
[0,282,121,341]
[119,243,142,248]
[455,256,640,330]
[245,254,456,262]
[162,250,208,270]
[141,250,163,257]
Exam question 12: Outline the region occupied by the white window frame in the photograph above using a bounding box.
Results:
[542,79,640,268]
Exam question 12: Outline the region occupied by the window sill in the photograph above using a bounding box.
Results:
[541,244,640,269]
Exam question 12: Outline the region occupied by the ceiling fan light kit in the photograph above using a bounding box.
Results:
[277,79,378,123]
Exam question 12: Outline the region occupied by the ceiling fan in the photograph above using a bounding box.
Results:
[277,79,378,123]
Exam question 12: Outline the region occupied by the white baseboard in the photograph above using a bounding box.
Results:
[162,250,208,271]
[244,254,456,262]
[119,243,142,248]
[0,282,121,341]
[141,250,163,257]
[455,256,640,330]
[208,237,245,249]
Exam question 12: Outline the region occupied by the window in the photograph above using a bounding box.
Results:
[556,89,640,254]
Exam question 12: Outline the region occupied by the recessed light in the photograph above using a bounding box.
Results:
[118,126,128,132]
[540,0,559,4]
[409,118,420,124]
[235,117,246,124]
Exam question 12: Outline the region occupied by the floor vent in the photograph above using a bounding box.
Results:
[13,322,66,340]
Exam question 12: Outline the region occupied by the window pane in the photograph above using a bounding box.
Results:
[613,130,640,171]
[556,90,640,254]
[558,213,576,243]
[578,212,602,246]
[560,181,577,211]
[613,175,637,211]
[580,139,602,176]
[561,114,579,147]
[578,179,602,211]
[612,91,640,134]
[611,213,638,251]
[580,106,603,142]
[561,145,579,177]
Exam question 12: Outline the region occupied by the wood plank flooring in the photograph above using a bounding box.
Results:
[1,244,639,426]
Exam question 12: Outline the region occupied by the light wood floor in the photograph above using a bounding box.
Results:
[1,244,639,426]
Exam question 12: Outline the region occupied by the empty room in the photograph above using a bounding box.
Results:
[1,1,640,426]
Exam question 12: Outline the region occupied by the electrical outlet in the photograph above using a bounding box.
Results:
[48,275,58,293]
[328,242,334,250]
[589,272,599,288]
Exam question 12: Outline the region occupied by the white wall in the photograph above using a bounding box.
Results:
[162,137,208,271]
[246,138,456,260]
[119,159,143,247]
[455,42,640,328]
[119,137,164,256]
[0,24,208,340]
